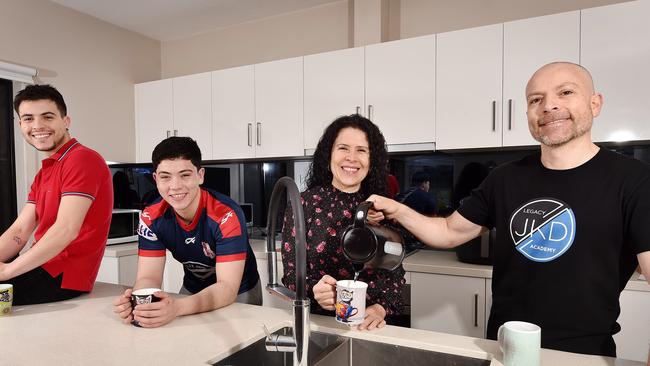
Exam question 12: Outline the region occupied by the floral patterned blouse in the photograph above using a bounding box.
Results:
[281,184,405,317]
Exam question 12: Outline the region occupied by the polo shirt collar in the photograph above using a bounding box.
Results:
[46,138,79,162]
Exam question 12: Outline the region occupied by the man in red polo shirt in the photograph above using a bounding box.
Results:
[0,84,112,305]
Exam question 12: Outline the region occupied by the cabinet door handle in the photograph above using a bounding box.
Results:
[256,123,261,146]
[491,101,497,132]
[368,104,374,120]
[166,130,171,138]
[508,99,513,131]
[474,293,479,327]
[247,123,253,146]
[356,106,361,115]
[173,129,178,136]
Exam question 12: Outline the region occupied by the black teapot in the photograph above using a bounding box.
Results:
[340,201,405,271]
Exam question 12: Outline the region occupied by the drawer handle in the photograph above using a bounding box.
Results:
[491,101,496,132]
[247,123,253,146]
[474,293,479,327]
[508,99,513,131]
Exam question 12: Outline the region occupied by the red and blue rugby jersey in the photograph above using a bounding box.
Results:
[137,188,259,294]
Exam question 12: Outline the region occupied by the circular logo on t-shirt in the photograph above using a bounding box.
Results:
[509,198,575,262]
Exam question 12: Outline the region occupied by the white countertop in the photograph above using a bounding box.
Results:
[403,250,650,292]
[0,282,642,366]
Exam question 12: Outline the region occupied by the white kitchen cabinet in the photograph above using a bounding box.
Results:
[365,35,436,146]
[502,11,580,147]
[303,47,365,150]
[436,12,580,150]
[254,57,304,158]
[303,36,436,151]
[135,73,212,163]
[162,251,185,294]
[173,73,212,159]
[581,0,650,143]
[411,272,487,338]
[615,288,650,362]
[135,79,173,163]
[436,24,503,150]
[212,58,304,159]
[212,65,256,160]
[96,251,138,286]
[256,255,287,309]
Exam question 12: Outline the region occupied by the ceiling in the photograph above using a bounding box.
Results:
[49,0,342,41]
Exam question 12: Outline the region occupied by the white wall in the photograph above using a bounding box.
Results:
[399,0,632,38]
[161,1,350,78]
[1,0,161,163]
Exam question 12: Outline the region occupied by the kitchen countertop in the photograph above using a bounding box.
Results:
[0,282,643,366]
[403,250,650,292]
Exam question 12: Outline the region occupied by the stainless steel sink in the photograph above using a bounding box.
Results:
[211,327,491,366]
[211,327,346,366]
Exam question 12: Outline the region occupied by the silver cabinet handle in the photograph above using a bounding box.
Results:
[173,129,178,136]
[368,104,374,120]
[474,293,479,327]
[247,123,253,146]
[491,101,497,132]
[356,106,361,115]
[508,99,513,131]
[256,123,261,146]
[166,130,171,138]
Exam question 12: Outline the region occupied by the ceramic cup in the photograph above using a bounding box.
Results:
[335,280,367,326]
[498,321,541,366]
[0,284,13,316]
[130,288,161,327]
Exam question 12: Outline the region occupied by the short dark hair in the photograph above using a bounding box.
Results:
[14,84,67,117]
[411,171,430,186]
[151,136,202,171]
[306,114,388,196]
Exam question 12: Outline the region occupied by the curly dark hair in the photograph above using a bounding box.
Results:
[306,114,388,196]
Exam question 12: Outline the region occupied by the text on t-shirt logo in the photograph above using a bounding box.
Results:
[509,198,576,262]
[221,211,234,225]
[185,237,196,245]
[137,219,158,241]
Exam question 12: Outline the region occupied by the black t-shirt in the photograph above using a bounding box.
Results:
[457,148,650,357]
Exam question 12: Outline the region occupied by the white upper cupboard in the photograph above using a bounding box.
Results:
[436,12,580,150]
[135,79,173,163]
[365,35,436,147]
[303,47,365,150]
[303,35,436,151]
[212,57,304,160]
[135,73,212,163]
[581,0,650,143]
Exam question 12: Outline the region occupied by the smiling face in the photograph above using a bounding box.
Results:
[330,127,370,193]
[525,63,602,148]
[18,99,71,155]
[154,158,204,222]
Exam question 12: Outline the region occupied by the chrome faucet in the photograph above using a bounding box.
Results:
[264,177,310,366]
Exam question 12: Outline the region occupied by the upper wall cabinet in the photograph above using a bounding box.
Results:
[304,47,365,150]
[366,35,436,147]
[212,65,256,160]
[303,35,436,151]
[254,57,304,158]
[503,11,580,147]
[212,58,304,160]
[581,0,650,143]
[135,79,173,163]
[135,73,212,163]
[436,12,580,150]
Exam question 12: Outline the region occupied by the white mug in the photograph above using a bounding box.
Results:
[335,280,367,326]
[497,321,541,366]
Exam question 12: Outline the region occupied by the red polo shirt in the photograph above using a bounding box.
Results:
[27,138,113,291]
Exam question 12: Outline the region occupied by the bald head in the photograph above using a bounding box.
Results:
[526,62,595,97]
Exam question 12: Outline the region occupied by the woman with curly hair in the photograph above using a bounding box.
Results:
[281,114,405,330]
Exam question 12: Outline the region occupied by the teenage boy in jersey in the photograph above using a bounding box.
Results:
[368,62,650,357]
[112,137,261,328]
[0,84,112,304]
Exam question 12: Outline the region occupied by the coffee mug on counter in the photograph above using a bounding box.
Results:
[335,280,367,326]
[498,321,541,366]
[0,284,13,316]
[130,288,161,327]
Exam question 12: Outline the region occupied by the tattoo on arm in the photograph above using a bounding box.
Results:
[12,236,23,246]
